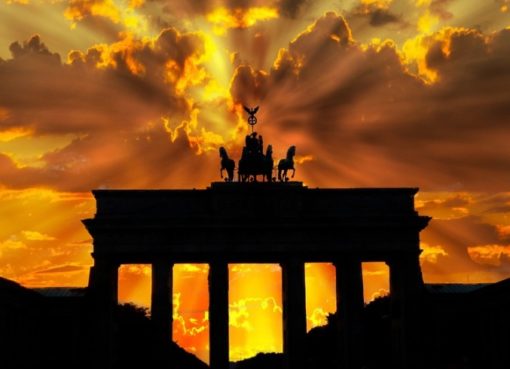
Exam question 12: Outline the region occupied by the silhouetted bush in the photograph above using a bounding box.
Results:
[115,303,208,369]
[232,352,283,369]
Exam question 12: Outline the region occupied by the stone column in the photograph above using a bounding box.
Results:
[88,257,119,368]
[388,251,423,369]
[335,257,364,369]
[89,258,119,305]
[151,261,173,342]
[281,258,307,369]
[209,260,229,369]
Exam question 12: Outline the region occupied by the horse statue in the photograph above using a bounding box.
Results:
[278,145,296,182]
[219,147,235,182]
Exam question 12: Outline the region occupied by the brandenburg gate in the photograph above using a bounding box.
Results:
[84,182,430,369]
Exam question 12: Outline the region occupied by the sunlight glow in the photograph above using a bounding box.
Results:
[206,7,279,35]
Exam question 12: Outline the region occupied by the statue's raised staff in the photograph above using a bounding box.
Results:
[243,105,259,133]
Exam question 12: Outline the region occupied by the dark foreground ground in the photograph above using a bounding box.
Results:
[1,276,509,369]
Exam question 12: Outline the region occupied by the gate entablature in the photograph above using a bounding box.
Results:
[84,183,429,263]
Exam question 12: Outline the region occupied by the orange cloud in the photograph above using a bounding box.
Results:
[0,237,27,250]
[172,263,210,363]
[0,188,93,287]
[420,242,448,264]
[369,288,389,301]
[468,245,510,266]
[0,30,231,189]
[230,19,510,191]
[416,193,473,219]
[207,7,279,35]
[2,15,510,192]
[497,225,510,238]
[64,0,148,34]
[498,0,509,13]
[308,306,329,328]
[21,230,56,241]
[351,0,402,28]
[361,0,393,7]
[0,127,32,142]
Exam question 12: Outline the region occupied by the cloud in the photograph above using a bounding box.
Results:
[0,188,94,287]
[8,34,61,61]
[0,30,226,190]
[417,193,473,219]
[118,264,151,277]
[308,306,329,327]
[158,0,309,20]
[467,245,510,267]
[278,0,310,18]
[429,0,454,20]
[228,14,510,191]
[421,214,510,281]
[228,296,283,360]
[206,6,279,35]
[179,263,208,273]
[0,237,27,250]
[350,0,404,28]
[22,230,57,241]
[36,264,84,274]
[64,0,149,35]
[1,9,510,201]
[230,297,282,329]
[496,225,510,239]
[420,242,448,263]
[369,288,389,301]
[173,291,208,337]
[368,8,402,26]
[497,0,509,13]
[0,32,194,136]
[3,14,510,192]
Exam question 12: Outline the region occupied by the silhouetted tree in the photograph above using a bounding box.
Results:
[232,352,283,369]
[115,303,208,369]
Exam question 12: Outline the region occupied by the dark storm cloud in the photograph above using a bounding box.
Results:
[430,0,454,20]
[159,0,310,18]
[348,1,405,28]
[278,0,309,18]
[0,31,200,136]
[229,13,510,191]
[2,13,510,192]
[0,30,219,191]
[8,35,61,61]
[367,8,402,27]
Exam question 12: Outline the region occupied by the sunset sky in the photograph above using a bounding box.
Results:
[1,0,510,363]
